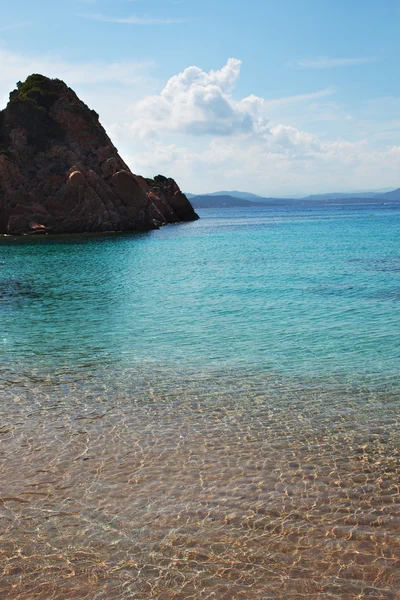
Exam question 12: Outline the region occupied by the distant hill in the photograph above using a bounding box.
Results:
[375,188,400,201]
[191,195,302,208]
[302,191,385,201]
[190,191,400,209]
[188,187,400,204]
[186,190,264,200]
[190,195,265,208]
[206,190,265,200]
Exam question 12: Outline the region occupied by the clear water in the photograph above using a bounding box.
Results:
[2,204,400,382]
[1,205,399,599]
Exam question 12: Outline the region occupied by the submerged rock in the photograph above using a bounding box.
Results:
[0,74,198,234]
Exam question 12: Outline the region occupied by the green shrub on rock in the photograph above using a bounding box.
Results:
[3,74,65,150]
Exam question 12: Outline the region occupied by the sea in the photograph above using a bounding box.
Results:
[1,204,399,599]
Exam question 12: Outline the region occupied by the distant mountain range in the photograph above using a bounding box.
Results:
[191,195,299,208]
[376,188,400,201]
[187,188,400,208]
[186,190,264,200]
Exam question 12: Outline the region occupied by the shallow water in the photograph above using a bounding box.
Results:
[1,205,399,598]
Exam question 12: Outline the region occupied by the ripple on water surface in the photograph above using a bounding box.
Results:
[0,365,399,599]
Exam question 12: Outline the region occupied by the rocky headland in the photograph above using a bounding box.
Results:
[0,74,198,235]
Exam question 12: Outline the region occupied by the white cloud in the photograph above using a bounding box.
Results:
[126,59,338,140]
[296,56,377,69]
[129,134,400,196]
[128,58,273,137]
[268,124,319,151]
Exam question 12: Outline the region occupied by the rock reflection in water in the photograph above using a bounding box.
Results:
[0,368,399,599]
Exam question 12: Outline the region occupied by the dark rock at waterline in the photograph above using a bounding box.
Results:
[0,74,198,235]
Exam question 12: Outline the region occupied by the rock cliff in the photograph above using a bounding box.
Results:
[0,74,198,234]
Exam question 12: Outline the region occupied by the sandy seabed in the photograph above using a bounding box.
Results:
[1,369,399,599]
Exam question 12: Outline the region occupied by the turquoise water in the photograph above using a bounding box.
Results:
[1,204,399,599]
[2,204,400,385]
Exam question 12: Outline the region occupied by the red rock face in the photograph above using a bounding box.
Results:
[0,75,198,235]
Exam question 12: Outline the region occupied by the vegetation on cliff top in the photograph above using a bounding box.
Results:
[13,74,62,111]
[0,74,66,151]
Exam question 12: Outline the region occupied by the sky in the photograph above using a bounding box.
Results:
[0,0,399,196]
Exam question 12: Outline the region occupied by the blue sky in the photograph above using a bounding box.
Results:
[1,0,399,195]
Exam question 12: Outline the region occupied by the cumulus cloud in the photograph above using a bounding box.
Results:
[268,125,320,152]
[126,59,338,140]
[128,58,270,137]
